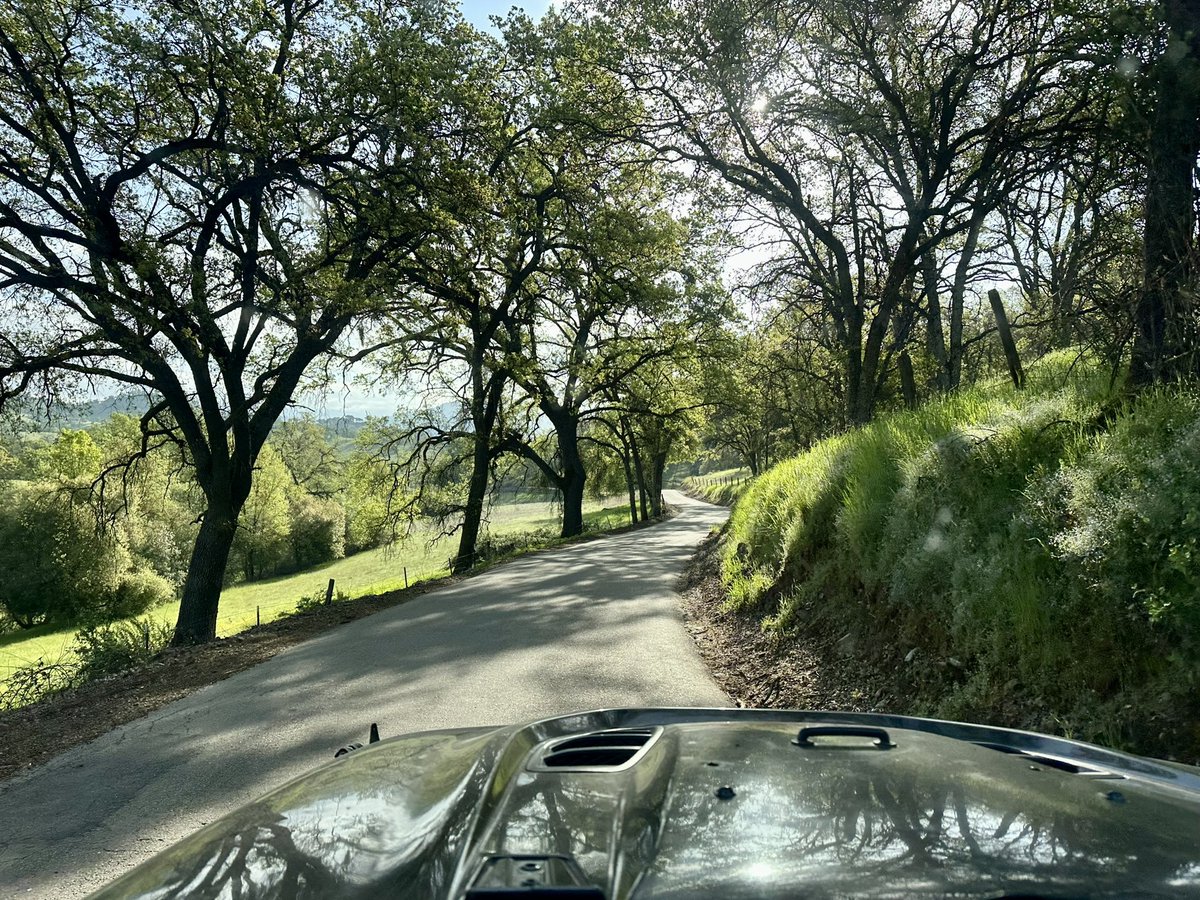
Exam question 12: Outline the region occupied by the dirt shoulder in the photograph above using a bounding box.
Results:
[677,531,902,713]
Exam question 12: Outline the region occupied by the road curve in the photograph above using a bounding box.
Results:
[0,490,728,898]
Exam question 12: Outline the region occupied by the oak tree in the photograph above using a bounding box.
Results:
[0,0,459,642]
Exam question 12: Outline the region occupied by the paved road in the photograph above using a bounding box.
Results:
[0,491,728,898]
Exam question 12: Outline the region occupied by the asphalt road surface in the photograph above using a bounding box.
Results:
[0,490,729,898]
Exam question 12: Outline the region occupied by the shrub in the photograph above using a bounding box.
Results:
[0,485,127,627]
[72,618,172,682]
[230,446,293,581]
[122,493,196,590]
[0,657,79,710]
[294,586,350,614]
[105,571,175,620]
[288,495,347,571]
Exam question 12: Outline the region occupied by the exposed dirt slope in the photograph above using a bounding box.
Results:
[677,532,901,713]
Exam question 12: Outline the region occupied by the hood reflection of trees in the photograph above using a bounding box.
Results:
[150,810,343,899]
[648,762,1200,893]
[135,735,1200,897]
[145,743,494,899]
[460,739,1200,897]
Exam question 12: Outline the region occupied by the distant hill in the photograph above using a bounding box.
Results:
[67,393,150,424]
[7,393,424,446]
[5,392,150,432]
[316,415,367,440]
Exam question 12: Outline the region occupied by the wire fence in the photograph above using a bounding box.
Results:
[686,474,752,488]
[1,500,627,688]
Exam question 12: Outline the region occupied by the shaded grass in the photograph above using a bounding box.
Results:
[0,498,627,688]
[722,351,1200,761]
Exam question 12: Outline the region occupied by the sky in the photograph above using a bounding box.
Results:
[459,0,553,31]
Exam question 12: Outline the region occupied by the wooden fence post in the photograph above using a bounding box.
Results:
[988,289,1025,389]
[899,351,918,408]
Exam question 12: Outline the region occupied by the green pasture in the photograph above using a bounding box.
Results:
[682,467,753,505]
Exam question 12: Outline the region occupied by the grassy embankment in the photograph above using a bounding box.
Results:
[722,351,1200,761]
[682,467,753,505]
[0,499,629,686]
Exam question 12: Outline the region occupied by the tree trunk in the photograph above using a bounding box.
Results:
[1132,0,1200,384]
[454,433,491,573]
[857,227,922,423]
[923,250,950,392]
[173,502,238,645]
[556,418,586,538]
[630,437,649,521]
[649,451,668,517]
[948,205,987,390]
[624,458,639,525]
[455,365,504,573]
[844,338,865,426]
[613,417,637,524]
[617,429,638,525]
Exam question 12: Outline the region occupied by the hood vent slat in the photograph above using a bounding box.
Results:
[530,728,660,773]
[976,742,1126,779]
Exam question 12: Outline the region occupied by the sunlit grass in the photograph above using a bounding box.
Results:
[0,497,628,686]
[720,350,1200,758]
[682,467,753,505]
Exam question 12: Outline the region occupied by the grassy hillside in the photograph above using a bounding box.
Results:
[722,352,1200,761]
[682,467,753,506]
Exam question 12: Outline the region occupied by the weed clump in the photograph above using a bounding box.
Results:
[294,587,350,614]
[73,618,173,681]
[0,616,173,709]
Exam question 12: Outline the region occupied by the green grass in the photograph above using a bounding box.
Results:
[0,497,630,686]
[682,467,753,505]
[722,350,1200,761]
[0,623,78,673]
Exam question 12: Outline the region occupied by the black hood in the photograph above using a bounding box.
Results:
[89,708,1200,899]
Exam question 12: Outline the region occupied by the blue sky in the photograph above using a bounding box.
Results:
[459,0,553,31]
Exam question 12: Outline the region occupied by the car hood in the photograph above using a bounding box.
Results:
[89,708,1200,899]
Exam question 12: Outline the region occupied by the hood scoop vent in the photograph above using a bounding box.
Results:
[530,727,661,772]
[977,742,1125,779]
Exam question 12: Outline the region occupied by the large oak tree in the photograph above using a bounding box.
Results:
[0,0,459,642]
[599,0,1096,421]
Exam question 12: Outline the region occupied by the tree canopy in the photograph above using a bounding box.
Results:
[1,0,1199,642]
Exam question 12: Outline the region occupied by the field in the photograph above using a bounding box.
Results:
[0,497,629,685]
